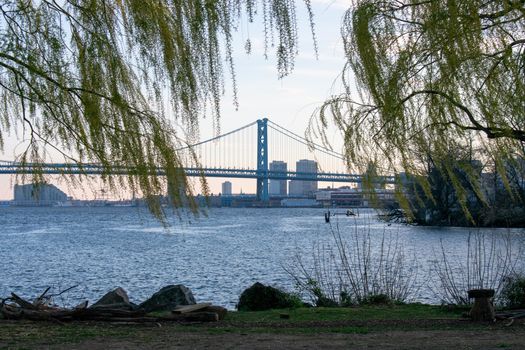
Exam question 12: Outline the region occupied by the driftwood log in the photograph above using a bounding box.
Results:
[1,289,225,323]
[172,303,212,314]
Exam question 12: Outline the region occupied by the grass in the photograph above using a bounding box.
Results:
[0,322,134,349]
[0,304,504,349]
[225,303,465,323]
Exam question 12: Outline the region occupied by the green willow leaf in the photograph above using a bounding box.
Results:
[0,0,316,220]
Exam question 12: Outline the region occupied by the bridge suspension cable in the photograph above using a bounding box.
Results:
[266,120,347,175]
[177,120,257,150]
[1,118,393,189]
[177,120,259,170]
[174,118,349,175]
[267,120,344,160]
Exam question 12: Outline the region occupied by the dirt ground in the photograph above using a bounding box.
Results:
[50,330,525,350]
[2,318,524,349]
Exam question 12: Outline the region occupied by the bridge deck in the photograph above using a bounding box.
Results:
[0,162,394,183]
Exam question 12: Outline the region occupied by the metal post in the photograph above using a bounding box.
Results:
[256,118,269,203]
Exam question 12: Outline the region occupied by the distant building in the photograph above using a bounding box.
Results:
[221,181,232,195]
[288,180,303,196]
[269,161,287,196]
[14,183,68,206]
[289,159,318,196]
[315,187,395,207]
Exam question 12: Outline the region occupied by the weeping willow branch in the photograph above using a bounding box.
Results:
[0,0,316,220]
[311,0,525,222]
[398,89,525,141]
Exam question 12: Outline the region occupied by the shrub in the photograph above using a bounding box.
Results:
[285,224,418,306]
[500,274,525,309]
[361,294,393,306]
[433,232,522,305]
[303,279,339,307]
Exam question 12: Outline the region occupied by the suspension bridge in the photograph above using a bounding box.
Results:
[0,118,394,202]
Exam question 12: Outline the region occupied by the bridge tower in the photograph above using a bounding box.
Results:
[256,118,269,202]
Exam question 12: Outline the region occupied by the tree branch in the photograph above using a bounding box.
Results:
[399,89,525,141]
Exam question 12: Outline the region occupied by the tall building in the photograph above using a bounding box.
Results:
[288,180,303,196]
[221,181,232,195]
[14,183,68,206]
[289,159,318,196]
[269,161,287,196]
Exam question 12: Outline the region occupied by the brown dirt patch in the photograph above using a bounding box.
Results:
[1,318,524,349]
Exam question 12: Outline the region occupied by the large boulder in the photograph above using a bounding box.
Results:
[237,282,301,311]
[91,287,135,310]
[139,285,196,313]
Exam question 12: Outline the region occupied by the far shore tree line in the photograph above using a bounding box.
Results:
[396,153,525,227]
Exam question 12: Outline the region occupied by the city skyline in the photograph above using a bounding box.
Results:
[1,156,351,201]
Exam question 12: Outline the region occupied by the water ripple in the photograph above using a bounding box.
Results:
[0,206,524,309]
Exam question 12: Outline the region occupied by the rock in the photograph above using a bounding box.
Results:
[91,287,134,310]
[139,285,196,313]
[237,282,301,311]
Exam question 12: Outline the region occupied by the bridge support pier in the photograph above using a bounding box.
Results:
[256,118,269,203]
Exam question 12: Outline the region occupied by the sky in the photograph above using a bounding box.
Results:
[0,0,350,200]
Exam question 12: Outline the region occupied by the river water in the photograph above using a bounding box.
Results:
[1,207,524,309]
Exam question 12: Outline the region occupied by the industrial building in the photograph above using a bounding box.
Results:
[269,161,287,196]
[289,159,318,196]
[13,183,68,206]
[221,181,232,195]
